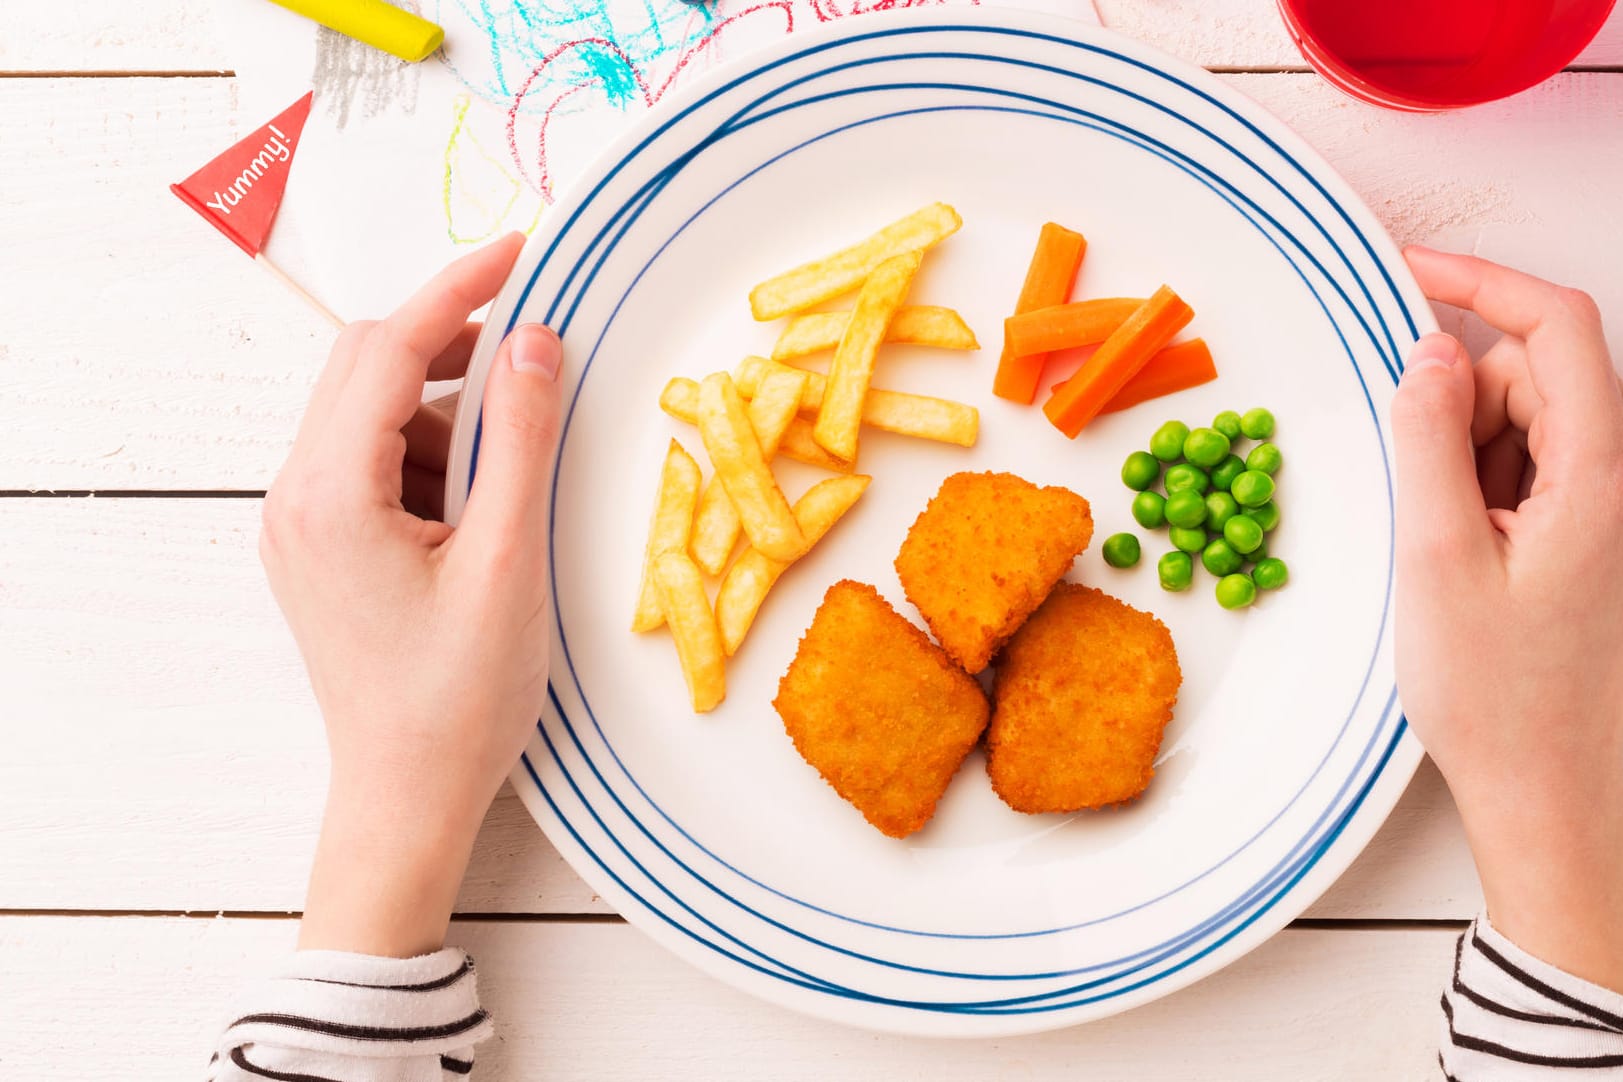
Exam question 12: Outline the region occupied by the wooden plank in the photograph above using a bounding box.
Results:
[1097,0,1623,70]
[1231,71,1623,362]
[1580,11,1623,66]
[0,915,1462,1079]
[3,0,1619,72]
[0,0,225,73]
[0,77,334,493]
[0,498,601,914]
[3,73,1621,491]
[0,495,1480,916]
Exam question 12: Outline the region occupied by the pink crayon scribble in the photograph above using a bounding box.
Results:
[505,1,803,201]
[495,0,980,205]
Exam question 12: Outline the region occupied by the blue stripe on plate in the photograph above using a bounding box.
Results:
[520,716,1412,1011]
[496,24,1417,350]
[541,97,1396,983]
[549,98,1397,935]
[542,86,1399,955]
[459,21,1421,1014]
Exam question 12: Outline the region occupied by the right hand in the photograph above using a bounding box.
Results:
[259,234,565,957]
[1390,246,1623,991]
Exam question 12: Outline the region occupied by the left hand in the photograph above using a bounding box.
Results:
[1391,247,1623,990]
[260,233,565,956]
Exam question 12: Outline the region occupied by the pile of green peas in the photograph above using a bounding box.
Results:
[1102,407,1289,610]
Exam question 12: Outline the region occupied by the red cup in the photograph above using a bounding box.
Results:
[1278,0,1618,110]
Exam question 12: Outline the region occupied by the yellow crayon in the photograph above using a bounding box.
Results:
[268,0,445,63]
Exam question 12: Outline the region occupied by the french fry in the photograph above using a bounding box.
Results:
[771,306,979,360]
[772,422,854,474]
[658,377,707,425]
[652,552,726,712]
[715,475,871,656]
[814,250,922,462]
[747,203,961,321]
[735,356,979,449]
[690,368,809,575]
[697,373,807,562]
[751,369,813,444]
[659,378,851,473]
[631,440,703,632]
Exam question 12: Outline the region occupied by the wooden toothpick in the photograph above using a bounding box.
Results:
[256,252,345,329]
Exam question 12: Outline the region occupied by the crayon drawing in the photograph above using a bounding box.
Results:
[441,92,545,242]
[433,0,970,240]
[213,0,1090,311]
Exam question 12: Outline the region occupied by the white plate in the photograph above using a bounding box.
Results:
[446,9,1433,1037]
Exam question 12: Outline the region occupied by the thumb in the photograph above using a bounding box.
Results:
[1390,332,1495,573]
[458,323,564,558]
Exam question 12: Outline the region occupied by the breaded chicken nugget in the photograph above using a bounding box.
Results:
[987,583,1180,812]
[774,580,990,839]
[895,472,1093,673]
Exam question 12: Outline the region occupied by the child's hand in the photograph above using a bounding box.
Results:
[1392,247,1623,990]
[260,234,564,956]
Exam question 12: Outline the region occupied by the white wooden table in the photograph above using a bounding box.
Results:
[2,3,1620,1077]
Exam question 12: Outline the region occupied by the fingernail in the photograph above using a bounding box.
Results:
[509,323,561,380]
[1404,333,1460,377]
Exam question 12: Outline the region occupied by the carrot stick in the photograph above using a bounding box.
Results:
[1041,338,1217,413]
[1043,286,1194,439]
[1099,338,1217,414]
[992,223,1086,404]
[1004,297,1145,358]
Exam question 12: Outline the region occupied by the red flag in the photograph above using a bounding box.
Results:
[171,92,313,257]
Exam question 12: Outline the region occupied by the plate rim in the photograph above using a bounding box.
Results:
[445,7,1433,1036]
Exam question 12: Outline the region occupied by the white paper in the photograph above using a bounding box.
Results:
[216,0,1100,319]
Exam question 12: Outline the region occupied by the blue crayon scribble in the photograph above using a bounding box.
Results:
[431,0,907,232]
[433,0,713,114]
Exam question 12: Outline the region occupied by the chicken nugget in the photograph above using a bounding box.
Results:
[987,583,1180,812]
[895,472,1093,673]
[774,580,989,838]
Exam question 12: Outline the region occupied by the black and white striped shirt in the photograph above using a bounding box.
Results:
[208,947,491,1082]
[209,917,1623,1079]
[1441,917,1623,1079]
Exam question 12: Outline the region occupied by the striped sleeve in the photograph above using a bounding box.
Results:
[1440,916,1623,1080]
[207,947,494,1082]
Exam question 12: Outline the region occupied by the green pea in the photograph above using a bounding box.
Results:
[1231,469,1276,508]
[1253,557,1289,591]
[1103,533,1141,568]
[1246,442,1283,476]
[1213,410,1243,441]
[1131,490,1166,529]
[1223,513,1264,554]
[1169,525,1208,553]
[1202,537,1244,576]
[1210,454,1246,492]
[1150,421,1191,463]
[1165,489,1207,529]
[1121,450,1161,491]
[1216,573,1258,610]
[1240,407,1276,440]
[1158,550,1194,592]
[1247,500,1281,532]
[1204,491,1239,531]
[1164,463,1210,495]
[1182,426,1232,469]
[1249,536,1270,562]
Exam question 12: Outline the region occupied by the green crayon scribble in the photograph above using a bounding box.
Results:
[441,92,541,244]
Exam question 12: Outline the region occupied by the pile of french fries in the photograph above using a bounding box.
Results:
[633,203,984,712]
